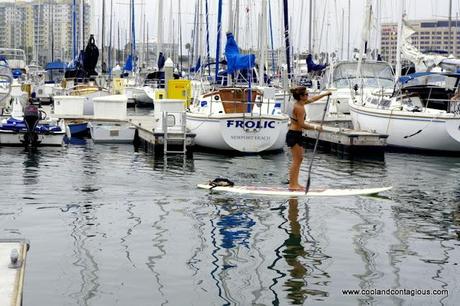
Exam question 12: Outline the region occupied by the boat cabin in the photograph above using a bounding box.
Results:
[202,87,263,113]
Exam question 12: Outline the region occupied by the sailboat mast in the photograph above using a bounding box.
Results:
[259,0,267,86]
[205,0,211,76]
[108,0,113,73]
[268,0,275,75]
[79,0,83,51]
[36,0,41,64]
[72,0,77,60]
[117,22,120,64]
[179,0,183,74]
[101,0,105,70]
[215,0,223,83]
[395,0,405,81]
[131,0,136,71]
[234,0,240,41]
[50,0,54,62]
[157,0,164,67]
[341,9,344,59]
[309,0,312,53]
[227,0,233,33]
[347,0,350,60]
[197,0,203,74]
[146,22,149,66]
[449,0,453,54]
[283,0,292,78]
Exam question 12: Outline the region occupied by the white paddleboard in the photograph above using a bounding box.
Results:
[197,184,392,197]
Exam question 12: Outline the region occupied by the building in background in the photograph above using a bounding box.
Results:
[381,19,460,66]
[0,0,91,66]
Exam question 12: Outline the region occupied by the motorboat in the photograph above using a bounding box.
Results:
[0,100,65,147]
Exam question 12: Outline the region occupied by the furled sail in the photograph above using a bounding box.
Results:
[401,19,447,71]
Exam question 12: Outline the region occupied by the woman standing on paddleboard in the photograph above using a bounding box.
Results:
[286,87,331,190]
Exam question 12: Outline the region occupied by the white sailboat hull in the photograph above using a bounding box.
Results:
[350,103,460,152]
[186,113,288,152]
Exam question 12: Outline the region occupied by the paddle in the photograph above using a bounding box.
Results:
[305,94,331,194]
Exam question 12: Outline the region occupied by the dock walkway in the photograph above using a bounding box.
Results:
[304,119,388,155]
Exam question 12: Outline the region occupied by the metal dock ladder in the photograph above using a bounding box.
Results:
[162,111,187,155]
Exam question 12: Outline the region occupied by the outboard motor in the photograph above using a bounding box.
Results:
[23,104,40,147]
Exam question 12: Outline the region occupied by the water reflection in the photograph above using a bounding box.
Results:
[280,198,309,304]
[68,200,100,306]
[209,198,257,305]
[22,150,41,186]
[146,153,195,173]
[146,199,169,305]
[347,199,388,305]
[269,198,330,305]
[64,146,102,305]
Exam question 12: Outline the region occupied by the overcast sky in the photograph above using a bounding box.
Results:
[88,0,460,58]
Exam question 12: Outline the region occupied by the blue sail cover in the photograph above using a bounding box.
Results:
[225,32,255,74]
[123,55,133,72]
[306,54,327,72]
[189,57,201,73]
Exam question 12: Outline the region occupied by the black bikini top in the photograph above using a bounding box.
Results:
[290,113,306,122]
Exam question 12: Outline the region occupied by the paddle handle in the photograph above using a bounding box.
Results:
[305,94,331,194]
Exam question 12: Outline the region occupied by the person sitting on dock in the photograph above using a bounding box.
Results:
[286,86,331,191]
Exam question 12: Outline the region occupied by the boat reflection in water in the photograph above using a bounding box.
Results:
[208,196,331,305]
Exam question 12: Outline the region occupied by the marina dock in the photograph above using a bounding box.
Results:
[54,113,196,155]
[304,119,388,155]
[0,239,29,306]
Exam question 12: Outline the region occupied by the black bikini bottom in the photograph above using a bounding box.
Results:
[286,130,303,148]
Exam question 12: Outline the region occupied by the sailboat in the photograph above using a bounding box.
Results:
[186,33,288,153]
[348,3,460,153]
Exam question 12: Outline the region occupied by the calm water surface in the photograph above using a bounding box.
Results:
[1,141,459,305]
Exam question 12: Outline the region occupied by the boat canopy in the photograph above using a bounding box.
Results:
[45,60,68,70]
[323,61,394,89]
[398,71,460,89]
[306,54,327,72]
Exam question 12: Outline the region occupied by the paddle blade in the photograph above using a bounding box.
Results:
[305,177,311,194]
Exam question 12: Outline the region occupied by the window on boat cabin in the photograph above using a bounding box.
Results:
[331,62,394,89]
[380,98,391,108]
[402,96,423,110]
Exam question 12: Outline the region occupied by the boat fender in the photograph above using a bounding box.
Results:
[209,178,235,189]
